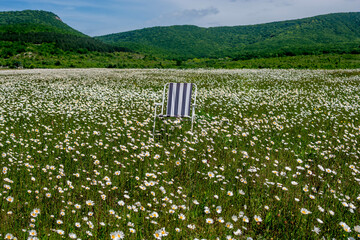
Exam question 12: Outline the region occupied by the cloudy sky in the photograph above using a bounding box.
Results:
[1,0,359,36]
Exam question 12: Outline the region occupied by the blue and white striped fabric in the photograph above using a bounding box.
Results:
[164,83,193,117]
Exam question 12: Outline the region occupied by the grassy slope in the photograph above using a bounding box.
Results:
[0,10,123,52]
[0,10,85,36]
[96,12,360,59]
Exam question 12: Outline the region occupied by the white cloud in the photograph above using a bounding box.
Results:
[154,0,359,28]
[148,7,219,27]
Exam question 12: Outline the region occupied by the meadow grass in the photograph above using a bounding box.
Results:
[0,68,359,240]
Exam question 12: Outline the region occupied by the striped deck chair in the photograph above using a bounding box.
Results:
[153,83,197,135]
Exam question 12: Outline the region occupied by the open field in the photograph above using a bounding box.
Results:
[0,68,359,239]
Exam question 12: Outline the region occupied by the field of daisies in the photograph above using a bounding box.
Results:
[0,68,359,240]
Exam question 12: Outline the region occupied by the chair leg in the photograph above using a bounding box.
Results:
[153,109,157,136]
[190,105,196,133]
[191,115,195,133]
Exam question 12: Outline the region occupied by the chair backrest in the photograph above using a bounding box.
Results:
[165,83,194,117]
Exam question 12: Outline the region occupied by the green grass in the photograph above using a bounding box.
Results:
[0,68,359,239]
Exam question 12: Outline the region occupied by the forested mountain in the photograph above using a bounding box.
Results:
[1,10,360,69]
[96,12,360,59]
[0,10,126,52]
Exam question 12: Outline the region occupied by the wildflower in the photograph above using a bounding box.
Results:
[311,226,320,234]
[291,181,298,185]
[316,218,323,224]
[226,222,234,229]
[254,215,262,222]
[30,212,38,218]
[6,196,14,203]
[206,218,214,224]
[204,207,210,214]
[153,230,162,239]
[159,228,168,236]
[243,216,249,223]
[86,200,94,206]
[227,191,233,196]
[193,200,199,205]
[216,206,222,213]
[28,230,37,236]
[340,222,351,232]
[69,233,77,239]
[179,213,186,220]
[5,233,14,239]
[110,231,124,239]
[33,208,40,215]
[300,208,311,214]
[150,212,159,218]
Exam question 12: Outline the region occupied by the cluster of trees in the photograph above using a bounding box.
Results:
[0,32,129,53]
[1,40,359,69]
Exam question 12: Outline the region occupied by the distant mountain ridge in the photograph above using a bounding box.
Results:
[0,10,124,52]
[96,12,360,59]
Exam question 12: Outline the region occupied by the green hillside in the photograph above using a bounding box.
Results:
[0,10,85,35]
[96,12,360,59]
[0,10,125,52]
[1,10,360,69]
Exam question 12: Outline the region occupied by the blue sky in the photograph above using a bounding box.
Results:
[1,0,359,36]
